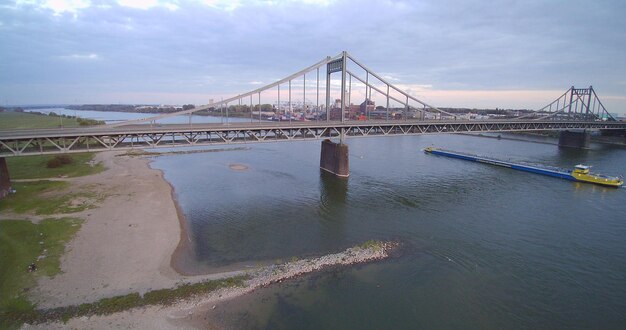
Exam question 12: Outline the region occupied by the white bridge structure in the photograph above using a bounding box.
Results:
[0,51,624,180]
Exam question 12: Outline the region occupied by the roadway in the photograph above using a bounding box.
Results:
[2,119,625,139]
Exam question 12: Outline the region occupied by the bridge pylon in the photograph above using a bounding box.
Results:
[522,86,615,121]
[320,139,349,177]
[0,158,11,199]
[558,129,590,149]
[107,50,455,128]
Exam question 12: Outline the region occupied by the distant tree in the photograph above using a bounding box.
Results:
[182,104,195,111]
[77,118,105,126]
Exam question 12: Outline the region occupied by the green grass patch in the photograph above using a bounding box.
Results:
[1,275,248,328]
[0,112,81,130]
[360,240,384,250]
[6,153,105,180]
[142,277,247,306]
[0,181,104,215]
[0,218,82,329]
[0,181,67,214]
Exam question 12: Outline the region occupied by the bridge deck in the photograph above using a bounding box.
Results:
[1,119,624,157]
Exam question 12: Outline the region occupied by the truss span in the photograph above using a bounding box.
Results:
[1,120,624,157]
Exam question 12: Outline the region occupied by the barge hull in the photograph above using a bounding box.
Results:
[427,149,577,181]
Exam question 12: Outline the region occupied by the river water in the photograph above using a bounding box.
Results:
[150,134,625,329]
[24,107,251,125]
[38,109,626,328]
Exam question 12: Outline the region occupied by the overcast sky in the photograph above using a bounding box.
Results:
[1,0,625,113]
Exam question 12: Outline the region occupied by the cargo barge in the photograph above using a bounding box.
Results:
[424,147,623,188]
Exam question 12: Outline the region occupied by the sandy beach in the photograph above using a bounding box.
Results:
[29,151,242,309]
[16,151,393,329]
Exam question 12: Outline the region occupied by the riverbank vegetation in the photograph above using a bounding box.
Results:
[6,153,105,180]
[0,181,104,215]
[1,153,106,215]
[2,239,393,328]
[1,232,394,328]
[1,275,248,328]
[0,111,103,130]
[0,218,83,329]
[0,153,107,328]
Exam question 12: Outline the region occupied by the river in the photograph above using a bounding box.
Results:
[24,107,252,125]
[38,108,626,328]
[152,134,625,329]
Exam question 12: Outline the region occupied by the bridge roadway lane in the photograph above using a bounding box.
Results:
[1,119,625,140]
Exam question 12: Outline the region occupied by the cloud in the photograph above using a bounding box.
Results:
[14,0,340,14]
[58,53,100,60]
[1,0,625,112]
[116,0,178,10]
[16,0,91,14]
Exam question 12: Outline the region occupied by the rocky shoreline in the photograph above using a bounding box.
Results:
[249,242,395,288]
[172,242,397,312]
[25,242,397,329]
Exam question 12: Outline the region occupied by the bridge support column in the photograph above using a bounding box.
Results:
[558,130,590,148]
[320,139,349,177]
[0,157,11,199]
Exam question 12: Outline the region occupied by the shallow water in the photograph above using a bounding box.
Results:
[150,133,626,328]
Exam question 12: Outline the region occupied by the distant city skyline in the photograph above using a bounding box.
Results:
[1,0,625,115]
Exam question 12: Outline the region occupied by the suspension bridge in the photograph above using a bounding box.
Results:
[0,51,625,182]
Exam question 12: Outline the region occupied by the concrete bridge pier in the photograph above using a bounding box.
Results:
[0,157,11,199]
[558,129,590,148]
[320,139,349,177]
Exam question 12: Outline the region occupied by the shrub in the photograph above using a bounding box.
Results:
[77,118,105,126]
[46,155,73,168]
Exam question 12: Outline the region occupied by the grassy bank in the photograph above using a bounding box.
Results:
[6,153,105,180]
[0,218,83,329]
[1,275,248,328]
[0,152,107,328]
[0,237,393,328]
[1,153,106,214]
[0,180,104,215]
[0,112,79,130]
[0,111,103,130]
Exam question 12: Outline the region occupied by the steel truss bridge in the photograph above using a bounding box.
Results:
[1,51,625,157]
[1,120,625,157]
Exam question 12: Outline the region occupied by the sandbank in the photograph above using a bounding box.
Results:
[30,151,240,309]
